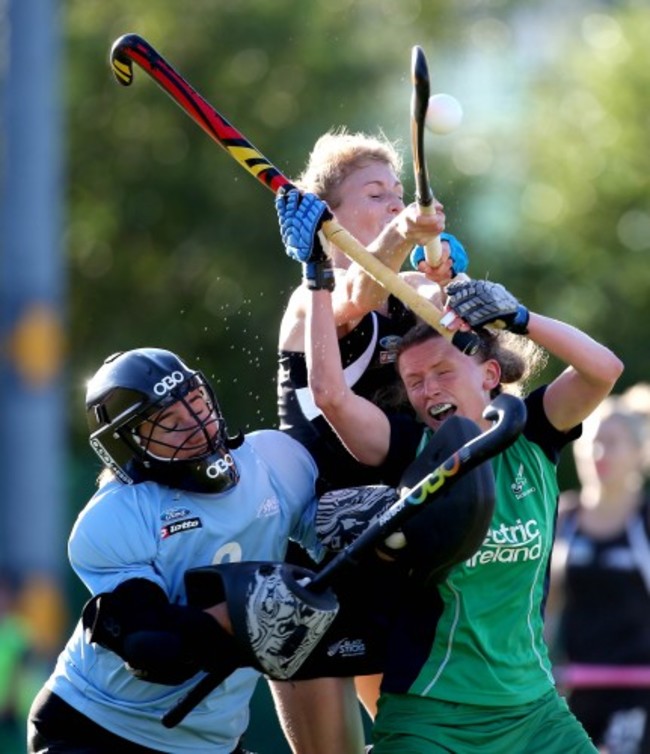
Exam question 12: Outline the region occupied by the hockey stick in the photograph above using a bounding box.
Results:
[109,33,477,355]
[307,392,524,588]
[161,393,526,727]
[410,46,443,266]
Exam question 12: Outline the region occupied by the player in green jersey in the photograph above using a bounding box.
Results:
[282,192,623,752]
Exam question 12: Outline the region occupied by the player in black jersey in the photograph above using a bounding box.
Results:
[272,129,467,754]
[277,129,468,493]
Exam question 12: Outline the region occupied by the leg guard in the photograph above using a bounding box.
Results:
[185,562,339,680]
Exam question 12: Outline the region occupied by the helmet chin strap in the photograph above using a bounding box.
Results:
[144,445,240,494]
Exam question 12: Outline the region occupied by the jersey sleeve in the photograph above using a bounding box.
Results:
[375,413,424,486]
[523,386,582,464]
[68,481,165,597]
[246,430,320,553]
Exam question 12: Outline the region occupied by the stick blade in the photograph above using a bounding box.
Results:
[410,45,434,214]
[410,45,430,122]
[110,34,142,86]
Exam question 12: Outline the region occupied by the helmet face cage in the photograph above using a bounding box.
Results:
[125,374,220,461]
[86,349,240,494]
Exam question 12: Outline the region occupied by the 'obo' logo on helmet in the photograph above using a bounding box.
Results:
[90,439,132,484]
[206,454,235,479]
[153,371,186,396]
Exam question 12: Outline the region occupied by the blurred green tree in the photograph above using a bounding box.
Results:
[461,6,650,387]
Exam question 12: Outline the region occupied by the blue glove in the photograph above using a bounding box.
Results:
[410,232,469,277]
[276,187,335,291]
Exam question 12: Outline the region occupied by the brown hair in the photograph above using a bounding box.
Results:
[295,128,403,208]
[396,323,548,398]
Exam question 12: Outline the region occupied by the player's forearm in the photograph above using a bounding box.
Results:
[334,234,413,316]
[307,290,391,465]
[204,602,233,635]
[527,313,622,387]
[527,312,624,428]
[307,290,352,413]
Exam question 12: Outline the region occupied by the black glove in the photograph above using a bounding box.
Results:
[185,562,339,680]
[82,579,242,685]
[446,279,530,334]
[276,186,335,291]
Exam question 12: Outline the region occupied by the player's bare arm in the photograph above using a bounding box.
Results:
[307,289,392,466]
[443,279,624,432]
[524,314,623,431]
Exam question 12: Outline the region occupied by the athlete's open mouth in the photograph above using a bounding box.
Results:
[427,402,456,422]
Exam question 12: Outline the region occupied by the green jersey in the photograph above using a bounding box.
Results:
[385,388,580,707]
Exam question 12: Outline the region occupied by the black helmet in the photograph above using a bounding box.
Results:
[86,348,242,494]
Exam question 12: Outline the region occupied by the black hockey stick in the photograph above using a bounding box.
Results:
[410,45,442,266]
[306,392,525,588]
[161,393,526,727]
[109,33,478,356]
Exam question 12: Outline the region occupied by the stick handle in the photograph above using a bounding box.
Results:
[321,219,475,354]
[417,206,443,267]
[161,669,235,728]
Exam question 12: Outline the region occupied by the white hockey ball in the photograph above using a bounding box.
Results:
[384,531,407,550]
[426,93,463,134]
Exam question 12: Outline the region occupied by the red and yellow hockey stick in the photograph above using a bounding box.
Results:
[110,34,477,354]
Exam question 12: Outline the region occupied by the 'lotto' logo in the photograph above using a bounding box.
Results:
[161,517,202,539]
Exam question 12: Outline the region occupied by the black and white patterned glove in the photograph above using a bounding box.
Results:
[445,279,530,334]
[316,485,399,552]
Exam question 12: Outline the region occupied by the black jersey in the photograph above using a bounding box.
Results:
[277,296,415,491]
[556,497,650,752]
[558,497,650,665]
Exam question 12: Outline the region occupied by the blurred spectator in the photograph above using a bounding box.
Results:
[548,384,650,753]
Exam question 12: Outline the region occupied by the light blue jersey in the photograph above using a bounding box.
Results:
[46,430,319,753]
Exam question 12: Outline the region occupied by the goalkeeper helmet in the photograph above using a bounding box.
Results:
[86,348,241,494]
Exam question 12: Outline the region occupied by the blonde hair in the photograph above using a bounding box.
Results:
[295,128,403,208]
